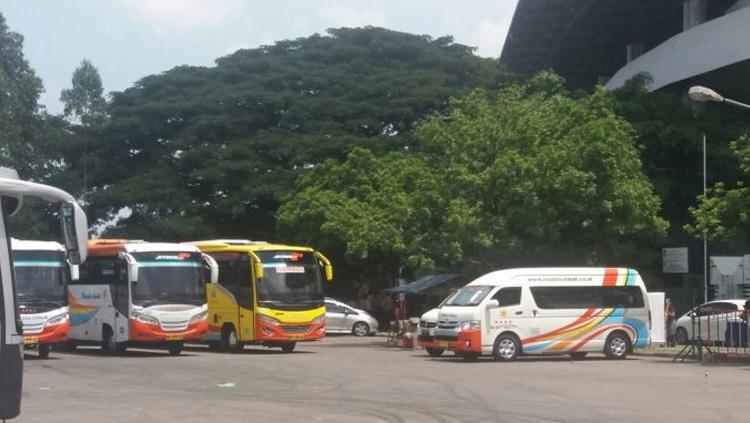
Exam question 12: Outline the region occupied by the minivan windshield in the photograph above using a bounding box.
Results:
[444,286,492,307]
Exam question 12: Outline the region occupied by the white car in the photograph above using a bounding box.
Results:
[674,299,747,345]
[324,298,379,336]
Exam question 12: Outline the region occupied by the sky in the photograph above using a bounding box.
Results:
[2,0,518,114]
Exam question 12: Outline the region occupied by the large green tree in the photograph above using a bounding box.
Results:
[88,28,511,240]
[279,72,668,285]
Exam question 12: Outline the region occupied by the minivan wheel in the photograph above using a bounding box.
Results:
[493,334,520,362]
[426,347,444,357]
[352,322,369,337]
[604,332,630,359]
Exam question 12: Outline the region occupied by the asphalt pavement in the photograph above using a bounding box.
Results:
[16,336,750,422]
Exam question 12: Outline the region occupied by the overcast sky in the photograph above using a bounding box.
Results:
[2,0,518,114]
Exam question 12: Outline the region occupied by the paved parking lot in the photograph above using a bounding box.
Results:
[16,336,750,422]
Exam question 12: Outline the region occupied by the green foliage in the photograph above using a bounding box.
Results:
[88,28,510,239]
[61,59,107,126]
[280,73,668,282]
[687,134,750,249]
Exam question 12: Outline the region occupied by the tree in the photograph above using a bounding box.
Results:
[0,13,45,179]
[87,27,512,240]
[279,72,668,286]
[60,59,108,197]
[60,59,106,126]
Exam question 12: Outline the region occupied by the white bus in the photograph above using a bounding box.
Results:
[434,268,651,361]
[12,240,77,359]
[68,239,217,355]
[1,168,88,420]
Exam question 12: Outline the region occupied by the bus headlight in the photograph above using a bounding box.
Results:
[133,311,159,326]
[461,320,481,330]
[189,310,208,324]
[45,312,69,326]
[311,315,325,325]
[257,314,281,326]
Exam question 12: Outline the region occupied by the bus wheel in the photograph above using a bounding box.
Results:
[604,332,630,360]
[426,348,444,357]
[222,326,242,353]
[38,344,51,359]
[102,327,117,354]
[568,352,588,360]
[167,342,183,356]
[493,334,520,362]
[281,342,296,353]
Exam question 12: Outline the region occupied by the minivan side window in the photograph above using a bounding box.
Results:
[492,287,522,307]
[530,286,644,309]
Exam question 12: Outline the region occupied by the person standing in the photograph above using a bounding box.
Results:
[665,298,676,347]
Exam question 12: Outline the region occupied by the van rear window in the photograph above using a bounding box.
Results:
[530,286,644,309]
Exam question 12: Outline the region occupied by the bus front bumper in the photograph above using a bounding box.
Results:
[256,319,326,342]
[130,319,208,342]
[23,322,69,345]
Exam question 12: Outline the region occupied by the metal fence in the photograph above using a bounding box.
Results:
[674,310,750,361]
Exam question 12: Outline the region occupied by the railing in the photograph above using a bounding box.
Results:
[675,310,750,361]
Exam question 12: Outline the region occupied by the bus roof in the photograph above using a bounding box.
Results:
[10,239,65,252]
[88,239,201,256]
[186,239,315,253]
[466,267,642,287]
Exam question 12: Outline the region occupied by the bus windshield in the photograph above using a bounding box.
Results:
[132,252,205,306]
[256,250,324,308]
[444,286,492,307]
[12,250,67,308]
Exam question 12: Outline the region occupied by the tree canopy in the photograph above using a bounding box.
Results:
[87,27,511,240]
[279,73,668,283]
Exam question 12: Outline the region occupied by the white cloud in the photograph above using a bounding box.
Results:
[118,0,244,35]
[317,4,388,28]
[469,18,510,58]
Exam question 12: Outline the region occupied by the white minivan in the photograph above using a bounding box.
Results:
[433,268,651,361]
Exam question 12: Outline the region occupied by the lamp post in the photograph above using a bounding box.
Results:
[688,86,750,302]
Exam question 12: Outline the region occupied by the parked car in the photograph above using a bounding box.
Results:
[324,298,378,336]
[674,299,747,345]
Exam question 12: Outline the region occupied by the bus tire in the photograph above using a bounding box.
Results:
[281,342,296,353]
[222,325,242,353]
[493,333,520,362]
[38,344,51,359]
[426,348,444,357]
[604,331,630,360]
[167,341,183,356]
[102,326,117,354]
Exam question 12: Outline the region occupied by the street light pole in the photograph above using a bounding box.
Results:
[689,85,750,302]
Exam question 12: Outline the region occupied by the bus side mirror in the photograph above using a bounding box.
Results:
[69,264,80,282]
[60,202,88,265]
[120,252,138,283]
[254,262,264,281]
[324,265,333,282]
[202,254,219,284]
[486,299,500,309]
[1,195,22,217]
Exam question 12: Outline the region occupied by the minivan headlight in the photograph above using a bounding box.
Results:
[461,320,481,330]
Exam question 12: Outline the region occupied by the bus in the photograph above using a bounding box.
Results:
[1,167,88,420]
[434,268,651,361]
[68,239,217,355]
[189,240,333,353]
[12,240,77,359]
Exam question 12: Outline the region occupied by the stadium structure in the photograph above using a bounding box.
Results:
[501,0,750,100]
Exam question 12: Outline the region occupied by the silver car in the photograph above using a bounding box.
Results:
[325,298,379,336]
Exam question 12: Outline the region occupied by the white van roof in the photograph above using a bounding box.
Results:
[466,267,641,287]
